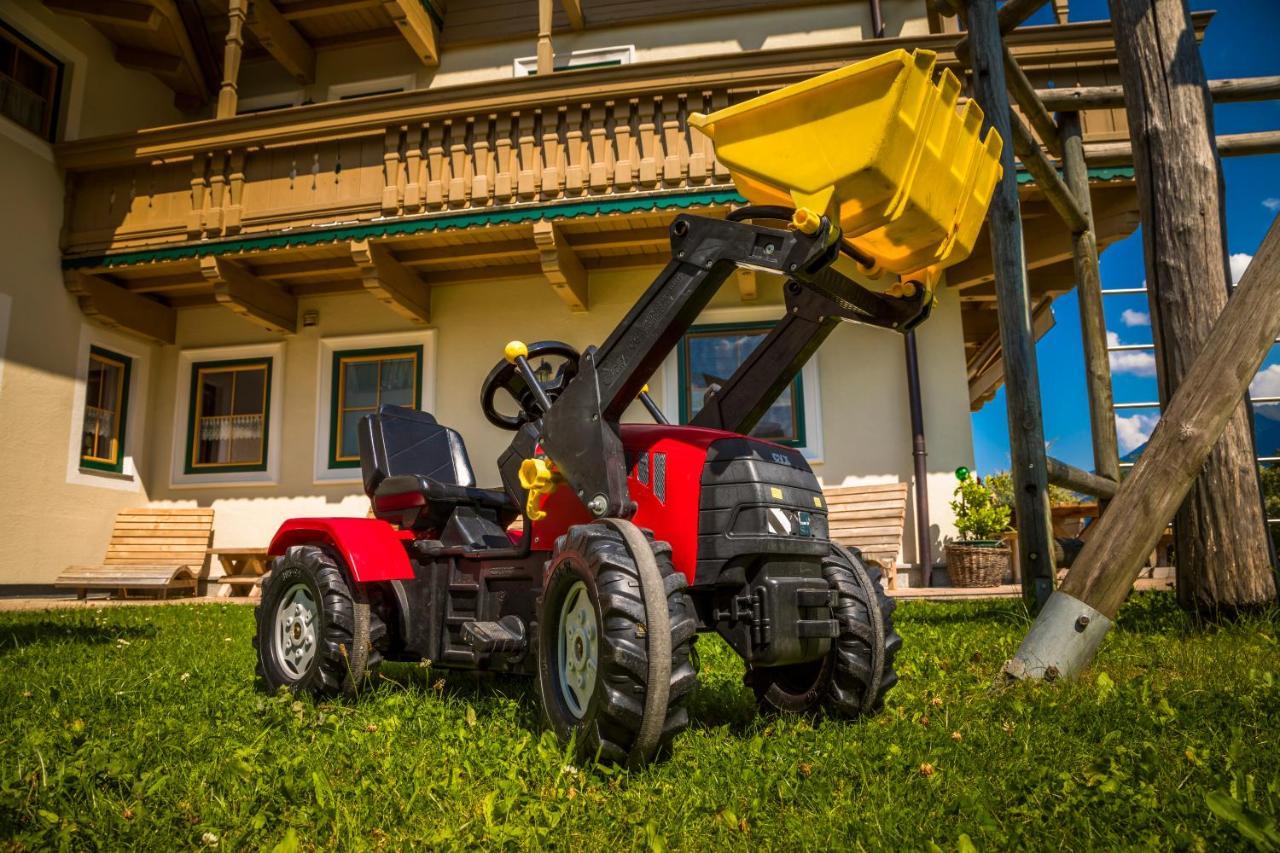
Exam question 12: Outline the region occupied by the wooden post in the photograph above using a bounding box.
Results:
[217,0,247,119]
[536,0,554,76]
[1005,213,1280,681]
[1110,0,1276,613]
[966,0,1057,609]
[1059,112,1120,489]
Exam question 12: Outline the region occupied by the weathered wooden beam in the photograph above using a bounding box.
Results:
[561,0,584,30]
[954,0,1050,61]
[245,0,316,85]
[1002,44,1061,157]
[65,271,176,345]
[1059,111,1120,488]
[1006,212,1280,682]
[967,0,1057,609]
[113,46,183,75]
[533,220,587,311]
[1037,75,1280,111]
[350,240,431,324]
[380,0,441,67]
[1009,114,1088,233]
[200,256,297,333]
[43,0,161,29]
[1084,131,1280,166]
[1045,456,1117,499]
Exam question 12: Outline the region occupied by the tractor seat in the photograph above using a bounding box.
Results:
[359,405,518,532]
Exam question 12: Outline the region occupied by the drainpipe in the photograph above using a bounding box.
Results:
[905,330,933,587]
[868,0,886,38]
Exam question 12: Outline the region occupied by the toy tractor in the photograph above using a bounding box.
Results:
[254,49,1002,765]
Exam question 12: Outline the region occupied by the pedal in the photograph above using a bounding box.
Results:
[461,615,527,654]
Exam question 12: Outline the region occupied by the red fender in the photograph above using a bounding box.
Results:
[268,517,416,582]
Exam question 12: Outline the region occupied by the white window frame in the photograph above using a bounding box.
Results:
[313,331,436,483]
[513,44,635,77]
[64,323,152,492]
[170,343,285,488]
[326,74,415,102]
[660,304,824,464]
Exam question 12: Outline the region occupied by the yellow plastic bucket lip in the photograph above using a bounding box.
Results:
[687,48,924,137]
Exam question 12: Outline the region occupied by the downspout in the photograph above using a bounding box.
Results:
[905,331,933,586]
[868,0,886,38]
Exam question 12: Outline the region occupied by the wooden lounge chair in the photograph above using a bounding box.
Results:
[55,508,214,599]
[823,482,909,589]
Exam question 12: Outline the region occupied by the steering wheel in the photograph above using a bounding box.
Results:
[480,340,581,430]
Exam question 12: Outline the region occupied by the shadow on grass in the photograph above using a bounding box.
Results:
[0,620,156,656]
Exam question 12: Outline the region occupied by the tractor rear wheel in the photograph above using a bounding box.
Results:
[254,545,387,698]
[749,545,900,717]
[537,523,698,766]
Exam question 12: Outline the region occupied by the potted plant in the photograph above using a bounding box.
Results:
[944,468,1012,587]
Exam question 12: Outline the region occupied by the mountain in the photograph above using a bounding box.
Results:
[1121,403,1280,464]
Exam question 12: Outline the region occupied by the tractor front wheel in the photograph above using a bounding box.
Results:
[537,523,697,766]
[254,545,387,698]
[749,545,900,717]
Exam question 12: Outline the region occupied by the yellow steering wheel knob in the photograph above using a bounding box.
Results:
[504,340,529,364]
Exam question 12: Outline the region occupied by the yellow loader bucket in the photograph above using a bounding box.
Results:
[689,49,1003,285]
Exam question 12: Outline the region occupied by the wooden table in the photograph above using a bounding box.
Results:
[209,548,270,598]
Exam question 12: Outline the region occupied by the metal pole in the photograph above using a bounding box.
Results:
[904,331,933,586]
[869,0,886,37]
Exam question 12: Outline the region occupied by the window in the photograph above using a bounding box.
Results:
[0,20,63,141]
[514,45,635,77]
[329,346,422,467]
[79,346,131,472]
[677,322,806,447]
[327,75,414,102]
[186,358,272,473]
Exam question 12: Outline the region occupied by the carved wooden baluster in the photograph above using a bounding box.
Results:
[588,102,611,193]
[447,119,471,207]
[381,126,403,215]
[614,99,637,192]
[188,154,208,236]
[709,90,732,183]
[563,103,587,196]
[540,106,565,201]
[206,151,227,234]
[662,94,687,186]
[687,91,711,185]
[425,121,447,209]
[226,149,246,233]
[471,114,494,206]
[404,123,424,212]
[494,112,515,202]
[638,97,659,188]
[516,110,539,200]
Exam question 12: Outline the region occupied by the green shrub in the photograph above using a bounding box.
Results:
[950,475,1012,541]
[985,470,1080,508]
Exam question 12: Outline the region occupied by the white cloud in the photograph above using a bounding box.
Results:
[1251,364,1280,401]
[1230,253,1253,285]
[1107,331,1158,377]
[1121,308,1150,327]
[1264,198,1280,212]
[1115,412,1160,455]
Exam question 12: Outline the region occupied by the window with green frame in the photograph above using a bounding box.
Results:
[79,346,131,473]
[186,358,272,474]
[329,345,423,468]
[677,321,806,447]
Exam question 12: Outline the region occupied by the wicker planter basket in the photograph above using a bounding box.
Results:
[944,541,1010,587]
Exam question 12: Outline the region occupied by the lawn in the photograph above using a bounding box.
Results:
[1,593,1277,850]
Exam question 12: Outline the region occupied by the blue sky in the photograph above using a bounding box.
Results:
[970,0,1280,475]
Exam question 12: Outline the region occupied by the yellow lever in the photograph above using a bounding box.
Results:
[518,457,561,522]
[504,340,528,364]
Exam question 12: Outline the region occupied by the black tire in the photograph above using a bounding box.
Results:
[749,545,901,717]
[254,545,388,698]
[537,524,698,766]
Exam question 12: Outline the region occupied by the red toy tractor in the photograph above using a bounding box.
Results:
[253,49,1002,766]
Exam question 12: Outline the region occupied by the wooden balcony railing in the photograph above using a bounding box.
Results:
[55,20,1151,263]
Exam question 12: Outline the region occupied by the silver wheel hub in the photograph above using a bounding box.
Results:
[273,583,319,680]
[557,580,599,719]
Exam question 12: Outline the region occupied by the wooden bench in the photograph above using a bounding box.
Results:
[55,508,213,599]
[823,482,910,589]
[210,548,271,598]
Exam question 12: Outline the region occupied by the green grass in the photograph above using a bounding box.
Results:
[1,593,1277,850]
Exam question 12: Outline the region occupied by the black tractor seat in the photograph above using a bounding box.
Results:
[359,405,519,534]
